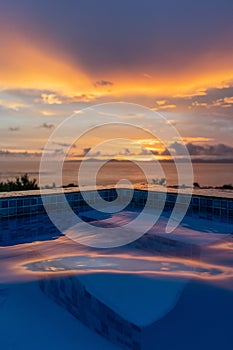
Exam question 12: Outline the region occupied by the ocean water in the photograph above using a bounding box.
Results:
[0,160,232,187]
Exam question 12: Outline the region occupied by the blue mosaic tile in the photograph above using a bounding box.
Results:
[30,197,37,205]
[192,197,199,205]
[1,200,8,208]
[200,198,207,207]
[17,199,23,207]
[9,200,16,207]
[213,199,221,208]
[168,194,176,202]
[221,200,227,209]
[23,198,30,206]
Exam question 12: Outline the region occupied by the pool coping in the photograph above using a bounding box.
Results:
[0,184,232,199]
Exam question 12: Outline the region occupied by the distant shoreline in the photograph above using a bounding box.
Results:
[66,158,233,163]
[0,158,233,163]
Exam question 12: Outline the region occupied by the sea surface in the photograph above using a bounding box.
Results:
[0,160,232,188]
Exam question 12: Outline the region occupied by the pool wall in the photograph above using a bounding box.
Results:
[0,188,233,223]
[1,188,232,251]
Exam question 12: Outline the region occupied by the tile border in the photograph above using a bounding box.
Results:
[0,187,232,223]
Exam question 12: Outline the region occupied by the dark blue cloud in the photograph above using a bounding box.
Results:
[40,122,54,129]
[9,126,20,131]
[163,141,233,157]
[1,0,233,74]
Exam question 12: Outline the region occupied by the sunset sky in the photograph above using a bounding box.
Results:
[0,0,233,160]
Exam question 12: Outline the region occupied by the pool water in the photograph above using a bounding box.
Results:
[0,202,233,350]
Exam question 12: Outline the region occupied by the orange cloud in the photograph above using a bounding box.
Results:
[224,96,233,104]
[1,26,233,105]
[0,99,29,111]
[182,137,214,143]
[153,104,177,111]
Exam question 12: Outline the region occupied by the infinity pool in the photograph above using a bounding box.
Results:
[0,189,233,350]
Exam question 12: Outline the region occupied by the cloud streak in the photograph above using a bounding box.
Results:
[9,127,20,131]
[163,142,233,158]
[40,122,54,130]
[94,80,114,88]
